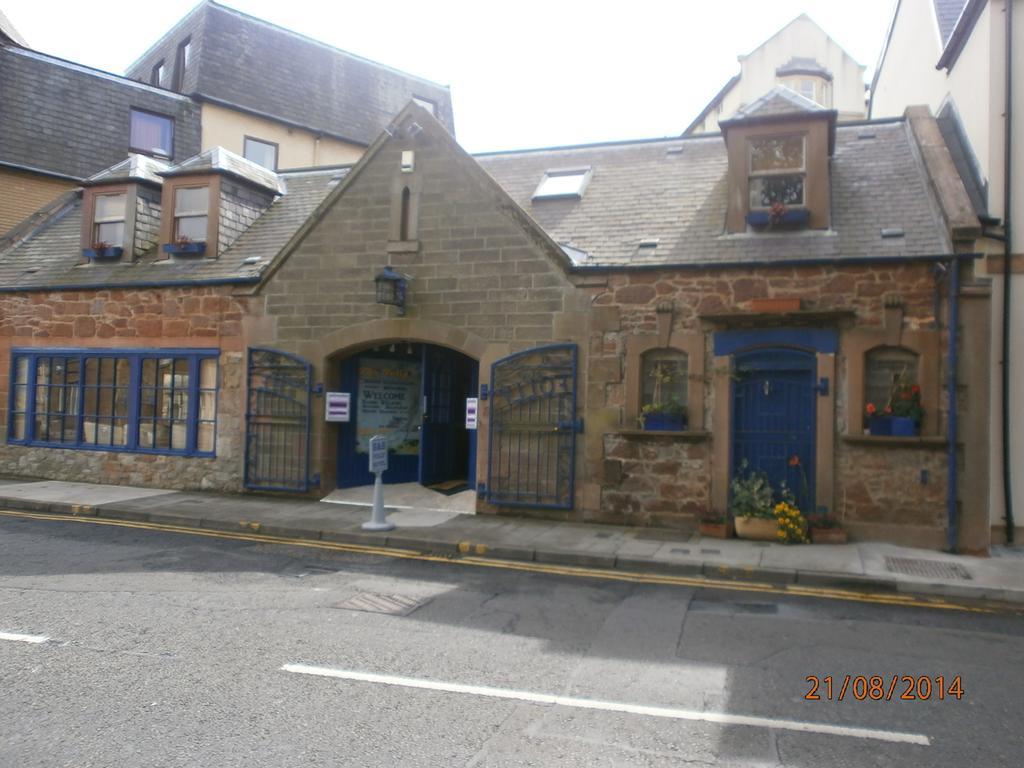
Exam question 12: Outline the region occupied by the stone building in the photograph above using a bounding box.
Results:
[0,95,993,552]
[0,0,452,236]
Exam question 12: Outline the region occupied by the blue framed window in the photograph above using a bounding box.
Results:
[7,349,218,456]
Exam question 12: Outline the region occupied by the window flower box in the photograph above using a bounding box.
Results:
[163,241,206,256]
[642,412,687,431]
[867,415,919,436]
[82,246,123,260]
[746,208,811,230]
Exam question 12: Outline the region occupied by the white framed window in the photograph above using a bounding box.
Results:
[243,136,278,170]
[173,186,209,242]
[532,167,592,200]
[130,109,174,158]
[748,136,805,209]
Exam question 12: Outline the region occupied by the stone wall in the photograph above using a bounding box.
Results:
[0,286,252,491]
[600,434,708,529]
[584,260,959,542]
[133,185,163,258]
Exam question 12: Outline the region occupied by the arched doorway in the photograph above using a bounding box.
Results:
[732,347,817,510]
[335,342,478,491]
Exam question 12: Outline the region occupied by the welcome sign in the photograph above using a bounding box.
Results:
[356,359,422,455]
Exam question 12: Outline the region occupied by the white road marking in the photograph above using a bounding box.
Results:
[0,631,49,644]
[281,664,930,746]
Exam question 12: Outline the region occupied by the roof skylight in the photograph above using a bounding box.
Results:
[533,167,592,200]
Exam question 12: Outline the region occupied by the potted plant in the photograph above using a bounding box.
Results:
[699,510,734,539]
[729,460,776,540]
[641,360,687,431]
[746,201,811,231]
[865,374,923,436]
[82,240,123,260]
[808,512,848,544]
[772,499,809,544]
[163,235,206,256]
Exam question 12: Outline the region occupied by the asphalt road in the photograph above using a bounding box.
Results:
[1,514,1022,768]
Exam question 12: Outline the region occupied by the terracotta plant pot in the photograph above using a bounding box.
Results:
[699,521,734,539]
[734,516,778,541]
[810,527,848,544]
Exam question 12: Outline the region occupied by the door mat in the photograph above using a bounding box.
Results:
[427,479,469,496]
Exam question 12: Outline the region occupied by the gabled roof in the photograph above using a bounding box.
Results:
[476,119,951,267]
[159,147,285,194]
[721,85,829,122]
[125,1,455,146]
[87,155,169,187]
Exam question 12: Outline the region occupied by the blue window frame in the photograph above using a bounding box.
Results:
[7,348,218,457]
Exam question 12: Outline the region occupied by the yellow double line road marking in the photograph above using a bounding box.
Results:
[0,508,1010,614]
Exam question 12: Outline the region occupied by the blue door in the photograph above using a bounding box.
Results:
[337,344,477,489]
[732,348,816,510]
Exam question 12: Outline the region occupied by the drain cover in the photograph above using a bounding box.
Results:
[884,556,972,581]
[334,593,430,615]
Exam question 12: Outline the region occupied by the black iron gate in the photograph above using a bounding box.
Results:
[244,347,315,492]
[485,343,580,510]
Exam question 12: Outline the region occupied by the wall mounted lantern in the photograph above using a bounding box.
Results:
[375,265,410,315]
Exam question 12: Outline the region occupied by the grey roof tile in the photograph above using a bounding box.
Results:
[0,47,201,179]
[0,167,345,290]
[125,1,455,145]
[476,120,950,267]
[933,0,970,46]
[88,154,169,186]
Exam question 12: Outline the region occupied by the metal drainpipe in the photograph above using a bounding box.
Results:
[948,258,960,552]
[1002,0,1016,543]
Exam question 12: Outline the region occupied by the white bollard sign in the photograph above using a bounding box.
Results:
[362,435,394,531]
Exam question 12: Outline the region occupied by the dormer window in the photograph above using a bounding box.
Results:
[93,193,127,246]
[533,167,592,200]
[748,136,805,210]
[173,186,209,242]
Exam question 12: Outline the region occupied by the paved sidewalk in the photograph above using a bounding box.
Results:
[2,477,1023,605]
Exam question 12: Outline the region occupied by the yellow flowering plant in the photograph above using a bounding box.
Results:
[773,500,809,544]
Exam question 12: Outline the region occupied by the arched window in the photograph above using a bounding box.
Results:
[865,346,919,415]
[641,348,688,413]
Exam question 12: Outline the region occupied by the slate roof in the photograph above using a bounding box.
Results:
[0,166,346,291]
[0,46,201,179]
[160,147,285,194]
[87,155,169,187]
[933,0,970,45]
[125,1,455,146]
[476,119,951,267]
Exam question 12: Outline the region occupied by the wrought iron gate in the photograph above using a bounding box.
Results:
[485,343,580,509]
[245,347,315,492]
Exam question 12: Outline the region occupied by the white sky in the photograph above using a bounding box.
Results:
[3,0,897,153]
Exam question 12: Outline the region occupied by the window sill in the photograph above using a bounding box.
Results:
[615,429,710,441]
[841,434,946,449]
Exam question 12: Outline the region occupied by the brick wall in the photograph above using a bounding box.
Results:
[0,286,252,491]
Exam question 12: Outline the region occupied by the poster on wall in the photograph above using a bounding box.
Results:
[356,358,422,455]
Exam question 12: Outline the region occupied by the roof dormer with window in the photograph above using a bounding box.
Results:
[157,148,283,259]
[80,155,168,262]
[719,86,836,234]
